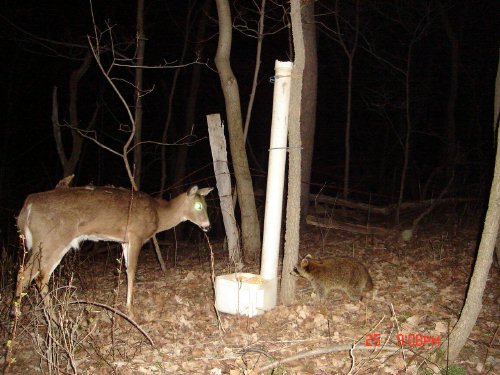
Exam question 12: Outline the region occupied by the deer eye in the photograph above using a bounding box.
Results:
[194,202,203,211]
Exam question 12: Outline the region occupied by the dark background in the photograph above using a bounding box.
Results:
[0,0,498,247]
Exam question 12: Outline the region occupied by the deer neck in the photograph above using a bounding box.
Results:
[155,193,187,233]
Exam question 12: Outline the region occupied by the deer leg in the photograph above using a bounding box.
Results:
[16,251,38,297]
[32,267,62,325]
[35,267,54,301]
[19,237,75,301]
[15,239,48,299]
[123,237,143,313]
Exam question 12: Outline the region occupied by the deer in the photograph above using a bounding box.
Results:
[16,184,213,313]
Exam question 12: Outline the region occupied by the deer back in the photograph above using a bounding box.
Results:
[18,187,161,246]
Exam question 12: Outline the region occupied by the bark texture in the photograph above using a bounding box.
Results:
[280,0,304,305]
[133,0,145,189]
[172,0,211,195]
[52,53,92,178]
[207,114,242,265]
[214,0,261,261]
[335,0,359,199]
[299,0,318,221]
[444,51,500,364]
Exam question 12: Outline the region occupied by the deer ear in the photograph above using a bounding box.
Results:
[197,187,214,196]
[188,186,199,196]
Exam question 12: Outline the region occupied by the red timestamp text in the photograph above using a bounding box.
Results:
[397,333,441,347]
[365,333,441,348]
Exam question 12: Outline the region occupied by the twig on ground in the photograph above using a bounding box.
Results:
[205,233,225,333]
[70,300,154,346]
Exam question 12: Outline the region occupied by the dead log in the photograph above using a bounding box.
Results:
[306,215,393,236]
[310,193,476,215]
[309,193,391,215]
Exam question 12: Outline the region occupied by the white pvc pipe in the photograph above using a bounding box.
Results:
[260,60,293,280]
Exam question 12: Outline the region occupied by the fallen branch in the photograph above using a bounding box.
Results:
[306,215,393,236]
[310,193,476,215]
[311,194,392,215]
[256,343,400,373]
[408,174,454,237]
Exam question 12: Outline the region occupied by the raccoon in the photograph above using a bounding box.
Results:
[292,255,373,301]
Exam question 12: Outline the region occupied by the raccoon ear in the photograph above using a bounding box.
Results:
[305,254,312,259]
[301,258,309,268]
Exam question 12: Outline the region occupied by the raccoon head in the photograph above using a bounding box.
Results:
[291,254,313,279]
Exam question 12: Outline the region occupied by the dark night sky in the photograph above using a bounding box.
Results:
[0,0,499,242]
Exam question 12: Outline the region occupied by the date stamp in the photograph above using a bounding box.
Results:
[365,333,441,348]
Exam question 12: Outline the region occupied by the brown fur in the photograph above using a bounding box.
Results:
[292,254,373,301]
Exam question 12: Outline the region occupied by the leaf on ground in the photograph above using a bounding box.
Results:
[434,321,448,333]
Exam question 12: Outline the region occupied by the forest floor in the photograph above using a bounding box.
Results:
[1,209,499,374]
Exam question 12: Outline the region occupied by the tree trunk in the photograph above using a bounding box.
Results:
[496,49,500,131]
[207,114,242,265]
[395,42,414,224]
[172,0,211,194]
[52,53,92,178]
[299,0,318,222]
[343,57,353,199]
[334,0,359,200]
[242,0,266,142]
[214,0,261,261]
[440,2,463,176]
[134,0,166,270]
[133,0,145,190]
[444,53,500,364]
[280,0,304,305]
[160,3,196,196]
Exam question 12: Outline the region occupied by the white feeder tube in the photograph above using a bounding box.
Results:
[260,60,293,280]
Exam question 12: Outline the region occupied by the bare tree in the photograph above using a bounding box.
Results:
[214,0,262,261]
[133,0,146,189]
[171,0,211,195]
[87,35,137,188]
[233,0,287,143]
[160,1,197,196]
[299,0,318,222]
[317,0,360,199]
[316,0,360,199]
[52,53,95,178]
[443,51,500,364]
[86,21,167,270]
[334,0,360,199]
[439,1,465,178]
[234,0,268,143]
[231,0,290,178]
[361,2,434,222]
[280,0,304,305]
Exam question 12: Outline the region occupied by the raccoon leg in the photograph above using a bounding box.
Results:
[349,294,362,301]
[346,287,362,301]
[313,284,328,300]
